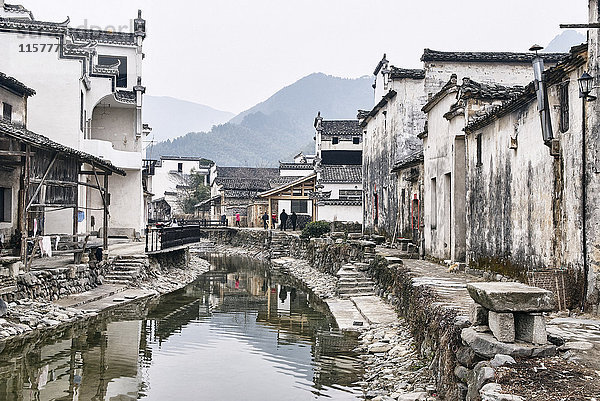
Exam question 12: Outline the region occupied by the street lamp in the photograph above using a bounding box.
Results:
[578,71,596,100]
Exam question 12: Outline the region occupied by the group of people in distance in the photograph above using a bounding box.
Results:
[261,209,297,231]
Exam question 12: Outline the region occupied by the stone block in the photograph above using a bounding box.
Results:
[480,383,524,401]
[466,282,555,312]
[470,303,488,326]
[488,311,515,343]
[8,262,23,277]
[461,327,556,359]
[514,313,547,344]
[490,354,515,368]
[456,346,481,369]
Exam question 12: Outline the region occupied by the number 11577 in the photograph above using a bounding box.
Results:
[19,44,60,53]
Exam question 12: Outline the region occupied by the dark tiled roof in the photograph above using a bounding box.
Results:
[321,120,362,137]
[216,167,279,179]
[357,110,370,120]
[392,148,424,171]
[0,72,35,96]
[360,90,397,127]
[216,178,273,191]
[223,189,262,198]
[115,90,136,104]
[3,3,33,19]
[390,67,425,80]
[460,78,525,101]
[320,165,362,183]
[269,176,300,187]
[160,155,213,164]
[279,162,314,170]
[0,120,125,175]
[421,48,568,64]
[464,44,587,134]
[0,18,136,46]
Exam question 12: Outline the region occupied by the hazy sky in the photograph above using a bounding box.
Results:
[21,0,588,114]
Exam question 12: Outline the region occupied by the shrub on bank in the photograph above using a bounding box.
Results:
[300,221,331,239]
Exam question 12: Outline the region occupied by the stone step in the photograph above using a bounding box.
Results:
[112,266,141,272]
[338,282,374,289]
[104,279,132,285]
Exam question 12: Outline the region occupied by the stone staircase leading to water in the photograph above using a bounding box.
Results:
[336,262,376,298]
[270,231,291,259]
[105,255,149,285]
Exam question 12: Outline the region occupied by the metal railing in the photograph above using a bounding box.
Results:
[145,220,226,252]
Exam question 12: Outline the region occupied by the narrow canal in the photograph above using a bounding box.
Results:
[0,254,364,400]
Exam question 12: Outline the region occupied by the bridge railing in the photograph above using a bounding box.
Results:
[145,220,226,252]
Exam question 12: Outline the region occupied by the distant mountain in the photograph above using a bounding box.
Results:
[143,96,234,143]
[544,30,586,53]
[148,73,373,166]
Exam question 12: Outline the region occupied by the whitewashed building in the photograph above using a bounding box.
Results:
[148,156,212,219]
[313,115,363,223]
[0,2,148,237]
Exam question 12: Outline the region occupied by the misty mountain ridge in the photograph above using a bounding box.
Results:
[143,95,234,143]
[543,30,586,53]
[147,73,373,166]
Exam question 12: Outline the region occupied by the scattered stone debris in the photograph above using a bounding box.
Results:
[137,253,211,294]
[495,356,600,400]
[0,299,92,339]
[357,323,439,401]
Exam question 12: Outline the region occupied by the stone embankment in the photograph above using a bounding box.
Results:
[0,249,210,347]
[203,228,600,401]
[210,232,440,401]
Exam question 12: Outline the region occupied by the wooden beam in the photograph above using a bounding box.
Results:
[0,150,30,157]
[79,170,112,176]
[28,203,77,208]
[560,23,600,28]
[26,152,58,211]
[103,173,109,250]
[29,178,77,187]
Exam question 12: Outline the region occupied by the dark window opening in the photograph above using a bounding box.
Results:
[80,91,84,132]
[374,193,379,225]
[430,178,437,229]
[98,55,128,88]
[559,81,569,133]
[177,163,183,173]
[2,103,12,122]
[321,150,362,165]
[332,137,339,145]
[476,134,482,167]
[0,187,11,223]
[353,137,360,145]
[291,199,308,213]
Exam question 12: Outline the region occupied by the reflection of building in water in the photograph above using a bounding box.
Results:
[0,319,143,401]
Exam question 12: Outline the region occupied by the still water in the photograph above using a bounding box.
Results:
[0,255,364,400]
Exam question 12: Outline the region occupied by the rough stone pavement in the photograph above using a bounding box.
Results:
[377,247,600,371]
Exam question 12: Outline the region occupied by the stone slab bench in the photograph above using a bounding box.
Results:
[466,282,555,312]
[466,282,555,346]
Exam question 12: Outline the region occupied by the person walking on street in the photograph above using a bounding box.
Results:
[262,211,269,229]
[280,210,288,231]
[290,211,298,231]
[235,213,241,227]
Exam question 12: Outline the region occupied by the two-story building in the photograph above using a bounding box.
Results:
[0,2,148,238]
[148,156,212,220]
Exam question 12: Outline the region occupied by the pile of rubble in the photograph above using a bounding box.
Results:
[0,299,92,338]
[357,323,438,401]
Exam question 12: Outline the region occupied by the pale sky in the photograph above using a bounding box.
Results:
[21,0,588,114]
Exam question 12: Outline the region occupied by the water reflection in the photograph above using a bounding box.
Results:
[0,254,363,400]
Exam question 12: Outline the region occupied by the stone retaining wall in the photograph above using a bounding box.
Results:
[7,261,109,302]
[367,256,463,399]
